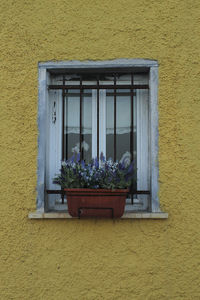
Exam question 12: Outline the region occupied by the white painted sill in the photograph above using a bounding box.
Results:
[28,211,168,219]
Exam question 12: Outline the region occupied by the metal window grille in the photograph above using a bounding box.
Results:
[47,72,150,207]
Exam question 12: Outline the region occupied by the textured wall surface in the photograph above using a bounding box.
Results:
[0,0,200,299]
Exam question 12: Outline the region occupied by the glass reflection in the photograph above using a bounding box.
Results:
[116,89,131,162]
[106,90,114,159]
[64,89,92,163]
[106,89,136,165]
[82,90,92,162]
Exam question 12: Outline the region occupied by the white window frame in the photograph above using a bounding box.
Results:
[35,59,167,218]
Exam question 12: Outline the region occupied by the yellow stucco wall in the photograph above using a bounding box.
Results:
[0,0,200,299]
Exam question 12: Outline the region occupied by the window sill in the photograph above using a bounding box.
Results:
[28,211,168,219]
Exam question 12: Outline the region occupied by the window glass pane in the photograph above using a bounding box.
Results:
[100,75,114,85]
[64,89,80,160]
[106,90,114,159]
[82,89,92,162]
[106,89,136,164]
[65,75,80,85]
[116,90,131,162]
[116,74,131,85]
[65,89,92,162]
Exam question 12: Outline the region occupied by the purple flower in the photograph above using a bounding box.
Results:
[94,157,99,168]
[118,163,123,170]
[76,153,80,162]
[127,163,134,174]
[105,163,109,171]
[54,154,135,189]
[100,152,105,162]
[81,160,85,168]
[70,154,75,163]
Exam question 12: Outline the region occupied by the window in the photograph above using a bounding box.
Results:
[37,60,161,216]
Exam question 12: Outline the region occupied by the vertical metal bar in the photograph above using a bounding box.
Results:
[62,76,65,204]
[80,77,83,159]
[130,73,134,161]
[114,74,117,162]
[65,88,68,161]
[62,76,65,161]
[97,76,99,159]
[130,73,134,204]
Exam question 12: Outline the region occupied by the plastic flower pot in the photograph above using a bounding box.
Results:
[65,188,128,218]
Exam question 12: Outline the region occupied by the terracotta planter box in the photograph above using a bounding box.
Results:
[65,188,128,218]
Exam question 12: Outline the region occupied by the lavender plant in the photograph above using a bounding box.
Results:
[53,153,135,190]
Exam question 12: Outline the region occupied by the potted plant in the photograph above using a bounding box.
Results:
[54,153,134,218]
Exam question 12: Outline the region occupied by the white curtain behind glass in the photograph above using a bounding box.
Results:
[104,97,132,135]
[65,96,92,135]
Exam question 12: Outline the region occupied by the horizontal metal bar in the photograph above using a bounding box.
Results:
[46,189,150,195]
[64,92,136,97]
[49,84,149,90]
[132,191,150,195]
[46,190,64,194]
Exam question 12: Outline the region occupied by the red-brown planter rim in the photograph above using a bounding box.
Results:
[64,188,129,194]
[64,188,129,218]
